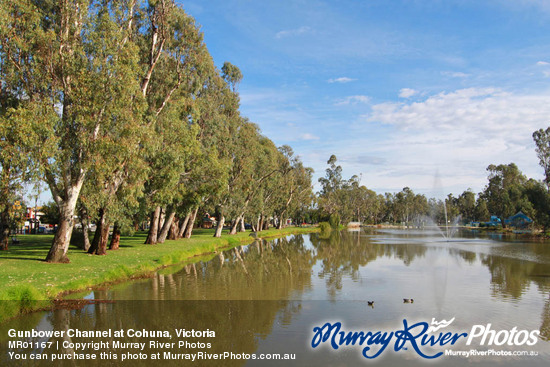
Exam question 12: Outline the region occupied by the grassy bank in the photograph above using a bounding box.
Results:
[0,226,318,323]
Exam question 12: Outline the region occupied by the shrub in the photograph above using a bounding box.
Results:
[328,214,340,228]
[319,222,331,233]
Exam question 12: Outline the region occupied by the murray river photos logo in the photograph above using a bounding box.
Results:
[310,317,540,360]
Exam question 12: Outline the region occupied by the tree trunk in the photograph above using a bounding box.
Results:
[157,209,176,244]
[184,208,198,238]
[229,213,244,235]
[79,206,91,251]
[168,220,179,240]
[240,217,246,232]
[145,206,161,244]
[158,207,165,233]
[46,195,80,263]
[178,212,191,238]
[81,219,91,252]
[229,218,238,235]
[97,222,110,255]
[0,206,10,250]
[109,223,121,250]
[89,209,109,255]
[214,205,224,238]
[0,232,8,251]
[258,215,264,232]
[134,220,140,232]
[214,216,225,237]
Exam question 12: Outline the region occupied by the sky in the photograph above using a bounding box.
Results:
[178,0,550,198]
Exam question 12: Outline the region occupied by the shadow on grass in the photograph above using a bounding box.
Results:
[1,235,52,262]
[0,257,45,262]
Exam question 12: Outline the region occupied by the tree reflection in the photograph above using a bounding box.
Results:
[2,231,549,366]
[310,230,429,299]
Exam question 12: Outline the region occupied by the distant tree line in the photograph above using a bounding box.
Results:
[316,129,550,231]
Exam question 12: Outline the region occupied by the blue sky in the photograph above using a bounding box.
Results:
[186,1,550,197]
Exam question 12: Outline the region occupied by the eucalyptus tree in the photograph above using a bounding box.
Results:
[254,138,286,231]
[136,2,214,245]
[273,146,313,229]
[367,192,386,224]
[223,125,286,234]
[317,155,344,218]
[394,187,415,226]
[0,0,145,262]
[213,119,261,237]
[221,61,243,92]
[457,189,476,222]
[445,193,461,222]
[351,185,383,225]
[175,66,238,239]
[382,193,396,223]
[474,197,490,222]
[0,91,36,249]
[318,155,394,225]
[524,179,550,231]
[481,163,529,224]
[533,127,550,190]
[142,106,198,244]
[530,128,550,230]
[222,120,262,234]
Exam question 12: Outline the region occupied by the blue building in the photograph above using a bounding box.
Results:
[505,211,533,229]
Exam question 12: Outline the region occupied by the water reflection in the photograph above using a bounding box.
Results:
[1,230,549,366]
[137,237,316,301]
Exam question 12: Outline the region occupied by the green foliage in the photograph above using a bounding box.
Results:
[533,127,550,189]
[457,190,476,222]
[319,221,332,233]
[0,78,37,247]
[481,163,530,224]
[524,179,550,231]
[328,213,341,228]
[0,0,316,256]
[221,61,243,92]
[40,201,60,225]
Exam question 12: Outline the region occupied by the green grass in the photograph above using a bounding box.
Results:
[0,226,318,323]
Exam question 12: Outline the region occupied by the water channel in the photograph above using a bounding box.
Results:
[2,229,550,366]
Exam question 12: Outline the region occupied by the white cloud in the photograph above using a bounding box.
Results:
[300,133,320,140]
[536,61,549,66]
[441,71,470,78]
[328,77,356,83]
[355,87,549,193]
[275,26,312,39]
[398,88,418,98]
[369,87,549,134]
[335,95,371,106]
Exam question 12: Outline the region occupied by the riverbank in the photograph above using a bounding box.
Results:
[362,224,545,236]
[0,227,318,323]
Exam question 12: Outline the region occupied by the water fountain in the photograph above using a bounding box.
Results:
[422,171,462,241]
[419,201,461,241]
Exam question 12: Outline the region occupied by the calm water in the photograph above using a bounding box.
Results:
[2,229,550,366]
